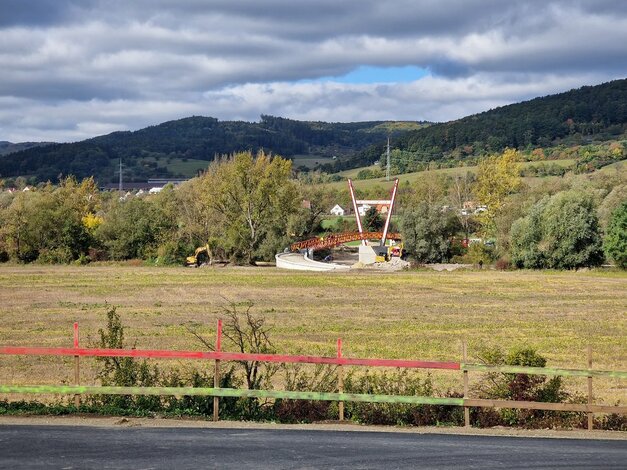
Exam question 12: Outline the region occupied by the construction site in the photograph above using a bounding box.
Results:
[276,178,409,271]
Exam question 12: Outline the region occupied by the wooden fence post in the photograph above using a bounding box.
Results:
[463,340,470,427]
[73,322,80,409]
[337,338,344,421]
[213,319,222,422]
[587,345,593,431]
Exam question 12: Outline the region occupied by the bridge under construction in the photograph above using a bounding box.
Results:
[278,178,403,270]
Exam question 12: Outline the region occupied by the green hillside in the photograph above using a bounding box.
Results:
[338,78,627,170]
[320,158,576,193]
[0,116,424,183]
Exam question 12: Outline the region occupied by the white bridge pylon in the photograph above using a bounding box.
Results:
[348,178,399,247]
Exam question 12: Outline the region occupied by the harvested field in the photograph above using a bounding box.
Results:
[0,265,625,404]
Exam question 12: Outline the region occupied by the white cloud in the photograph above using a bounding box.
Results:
[0,1,625,141]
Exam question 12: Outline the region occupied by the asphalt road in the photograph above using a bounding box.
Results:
[0,425,625,469]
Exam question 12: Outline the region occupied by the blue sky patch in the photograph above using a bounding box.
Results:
[303,66,430,84]
[333,65,429,83]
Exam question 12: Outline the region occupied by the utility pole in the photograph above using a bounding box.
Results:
[386,137,391,181]
[118,159,123,196]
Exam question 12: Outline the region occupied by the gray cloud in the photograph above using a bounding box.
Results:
[0,1,625,141]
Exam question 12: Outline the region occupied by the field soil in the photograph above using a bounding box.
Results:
[0,265,625,403]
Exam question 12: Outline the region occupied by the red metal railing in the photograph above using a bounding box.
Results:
[290,231,402,251]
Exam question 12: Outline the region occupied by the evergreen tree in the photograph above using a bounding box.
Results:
[363,206,384,231]
[604,201,627,268]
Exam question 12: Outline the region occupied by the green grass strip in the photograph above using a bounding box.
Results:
[462,363,627,379]
[0,385,463,406]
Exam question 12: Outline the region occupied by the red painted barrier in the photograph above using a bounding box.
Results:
[0,346,460,370]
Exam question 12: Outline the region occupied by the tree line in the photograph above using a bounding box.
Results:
[398,149,626,269]
[0,150,625,269]
[0,152,339,265]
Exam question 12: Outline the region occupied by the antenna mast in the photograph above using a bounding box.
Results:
[386,137,391,181]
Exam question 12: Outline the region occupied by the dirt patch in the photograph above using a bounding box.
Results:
[424,263,473,271]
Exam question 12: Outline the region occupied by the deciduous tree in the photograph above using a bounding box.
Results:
[474,148,522,234]
[511,190,604,269]
[201,152,299,264]
[400,201,459,263]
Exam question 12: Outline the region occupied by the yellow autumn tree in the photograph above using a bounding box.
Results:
[473,148,522,235]
[82,212,104,233]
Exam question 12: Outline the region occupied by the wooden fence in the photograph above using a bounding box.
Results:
[1,321,625,430]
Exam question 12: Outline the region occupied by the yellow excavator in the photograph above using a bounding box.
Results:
[374,242,404,262]
[186,244,210,267]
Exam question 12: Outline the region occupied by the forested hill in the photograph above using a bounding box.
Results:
[3,79,625,183]
[0,116,426,183]
[341,78,627,169]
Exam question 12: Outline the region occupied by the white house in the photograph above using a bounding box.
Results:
[358,204,371,216]
[330,204,346,216]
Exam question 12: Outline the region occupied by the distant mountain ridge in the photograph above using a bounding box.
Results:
[0,116,426,183]
[0,141,54,156]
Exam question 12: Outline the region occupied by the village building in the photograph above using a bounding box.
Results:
[330,204,346,216]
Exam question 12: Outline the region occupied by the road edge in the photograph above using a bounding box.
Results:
[0,415,625,440]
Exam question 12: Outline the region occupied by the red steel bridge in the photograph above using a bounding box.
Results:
[290,231,401,252]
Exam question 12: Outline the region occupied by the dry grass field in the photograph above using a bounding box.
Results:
[0,265,625,404]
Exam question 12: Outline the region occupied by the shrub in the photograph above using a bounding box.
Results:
[473,346,584,428]
[37,247,73,264]
[156,240,190,265]
[495,257,511,270]
[463,242,495,265]
[91,305,244,416]
[92,305,162,411]
[604,201,627,268]
[273,364,337,423]
[344,370,462,426]
[597,413,627,431]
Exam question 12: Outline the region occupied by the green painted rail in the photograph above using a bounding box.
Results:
[0,385,464,406]
[462,363,627,379]
[3,385,625,415]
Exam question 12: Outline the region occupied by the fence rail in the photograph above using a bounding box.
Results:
[1,321,625,430]
[2,346,624,378]
[0,346,460,370]
[0,385,623,415]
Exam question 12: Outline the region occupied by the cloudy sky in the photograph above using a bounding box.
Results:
[1,0,626,142]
